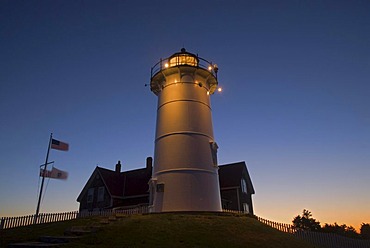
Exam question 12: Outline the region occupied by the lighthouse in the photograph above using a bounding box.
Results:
[149,48,222,212]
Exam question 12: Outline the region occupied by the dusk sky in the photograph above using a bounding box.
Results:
[1,1,369,230]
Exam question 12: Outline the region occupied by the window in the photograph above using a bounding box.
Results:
[241,178,248,193]
[210,142,218,167]
[87,188,94,203]
[243,203,249,213]
[156,183,164,192]
[97,187,104,202]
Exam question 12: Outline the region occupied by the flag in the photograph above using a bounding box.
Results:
[40,167,68,180]
[51,138,69,151]
[50,167,68,180]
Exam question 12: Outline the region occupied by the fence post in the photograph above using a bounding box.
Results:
[0,217,4,230]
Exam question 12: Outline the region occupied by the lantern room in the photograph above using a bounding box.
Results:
[150,48,219,95]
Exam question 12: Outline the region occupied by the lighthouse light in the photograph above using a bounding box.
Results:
[169,54,198,67]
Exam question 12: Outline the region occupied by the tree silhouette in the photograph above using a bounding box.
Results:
[361,223,370,239]
[322,223,359,239]
[292,209,321,231]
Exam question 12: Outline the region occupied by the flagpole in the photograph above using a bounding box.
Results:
[35,133,53,223]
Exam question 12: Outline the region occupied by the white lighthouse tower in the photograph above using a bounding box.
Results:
[149,48,222,212]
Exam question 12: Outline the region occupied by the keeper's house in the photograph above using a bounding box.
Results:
[77,157,255,214]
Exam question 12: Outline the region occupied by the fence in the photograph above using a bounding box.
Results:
[0,206,150,230]
[295,230,370,248]
[78,205,149,218]
[1,207,245,230]
[2,208,370,248]
[0,211,79,230]
[256,216,370,248]
[221,209,245,214]
[256,216,296,233]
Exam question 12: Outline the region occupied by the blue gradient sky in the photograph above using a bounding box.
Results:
[1,1,369,230]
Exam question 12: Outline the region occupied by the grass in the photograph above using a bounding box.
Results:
[0,217,99,246]
[1,213,315,248]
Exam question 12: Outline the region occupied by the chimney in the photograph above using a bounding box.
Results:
[115,160,121,173]
[146,157,153,170]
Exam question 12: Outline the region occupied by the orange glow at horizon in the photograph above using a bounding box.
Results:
[254,198,370,232]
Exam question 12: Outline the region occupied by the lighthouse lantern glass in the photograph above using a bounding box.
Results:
[169,54,198,67]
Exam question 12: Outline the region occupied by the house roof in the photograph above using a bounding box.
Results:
[218,161,255,194]
[77,164,152,202]
[100,166,151,198]
[97,167,125,197]
[123,168,152,196]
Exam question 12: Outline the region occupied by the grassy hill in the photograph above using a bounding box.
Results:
[1,213,315,247]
